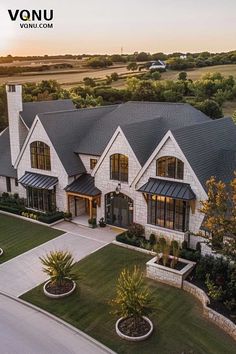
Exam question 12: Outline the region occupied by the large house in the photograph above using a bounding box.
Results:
[0,84,236,243]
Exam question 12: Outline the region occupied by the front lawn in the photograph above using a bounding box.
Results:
[0,214,63,263]
[21,244,235,354]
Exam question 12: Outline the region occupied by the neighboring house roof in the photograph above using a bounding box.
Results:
[20,99,74,128]
[65,174,101,196]
[0,128,16,178]
[138,177,196,200]
[172,117,236,190]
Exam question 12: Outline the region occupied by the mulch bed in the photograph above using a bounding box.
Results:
[118,316,151,337]
[45,279,74,295]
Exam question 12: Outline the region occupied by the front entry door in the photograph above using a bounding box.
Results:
[105,192,133,228]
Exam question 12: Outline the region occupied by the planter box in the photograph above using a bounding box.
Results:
[146,254,196,288]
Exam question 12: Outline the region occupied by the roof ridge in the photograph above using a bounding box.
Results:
[125,101,188,106]
[172,116,233,133]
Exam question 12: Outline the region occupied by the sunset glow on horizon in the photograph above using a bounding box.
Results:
[0,0,236,56]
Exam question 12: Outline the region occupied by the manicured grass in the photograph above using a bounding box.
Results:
[0,214,63,263]
[22,244,235,354]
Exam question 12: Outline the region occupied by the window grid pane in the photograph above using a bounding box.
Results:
[30,141,51,171]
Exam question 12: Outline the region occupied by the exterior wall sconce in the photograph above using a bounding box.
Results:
[115,182,121,195]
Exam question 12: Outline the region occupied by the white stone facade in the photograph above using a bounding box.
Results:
[17,118,69,211]
[1,85,210,244]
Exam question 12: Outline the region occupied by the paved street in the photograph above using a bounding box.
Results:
[0,224,117,297]
[0,292,114,354]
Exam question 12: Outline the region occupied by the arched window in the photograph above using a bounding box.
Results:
[157,156,184,179]
[110,154,128,182]
[30,141,51,170]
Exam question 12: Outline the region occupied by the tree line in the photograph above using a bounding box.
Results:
[0,72,236,131]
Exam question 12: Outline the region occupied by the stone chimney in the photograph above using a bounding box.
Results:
[6,84,23,166]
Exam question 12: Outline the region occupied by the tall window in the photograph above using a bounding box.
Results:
[110,154,128,182]
[157,156,184,179]
[6,177,11,193]
[26,187,56,212]
[30,141,51,170]
[147,194,189,232]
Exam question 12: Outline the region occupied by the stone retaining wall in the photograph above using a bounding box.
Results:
[146,256,196,289]
[183,281,236,341]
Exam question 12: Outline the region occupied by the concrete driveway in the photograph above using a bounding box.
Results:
[0,292,115,354]
[0,230,114,297]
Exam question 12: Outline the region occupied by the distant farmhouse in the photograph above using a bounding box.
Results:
[0,84,236,243]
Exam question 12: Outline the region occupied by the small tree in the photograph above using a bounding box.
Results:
[127,62,138,71]
[200,173,236,259]
[178,71,187,81]
[111,266,153,325]
[110,72,119,81]
[40,250,76,287]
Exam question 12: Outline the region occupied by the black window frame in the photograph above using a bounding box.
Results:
[30,141,51,171]
[110,154,128,182]
[26,187,56,212]
[8,84,16,92]
[157,156,184,180]
[147,194,189,232]
[6,177,11,193]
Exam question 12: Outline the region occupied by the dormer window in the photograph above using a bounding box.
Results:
[157,156,184,180]
[30,141,51,170]
[90,158,98,170]
[110,154,128,182]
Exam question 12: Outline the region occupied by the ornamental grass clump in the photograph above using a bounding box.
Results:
[40,250,77,288]
[111,266,153,325]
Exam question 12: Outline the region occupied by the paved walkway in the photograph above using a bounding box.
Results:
[0,292,115,354]
[0,224,118,297]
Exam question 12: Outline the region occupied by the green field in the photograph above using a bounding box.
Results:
[0,214,63,262]
[22,244,235,354]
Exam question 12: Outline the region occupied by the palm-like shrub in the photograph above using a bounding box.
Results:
[111,266,152,323]
[40,250,76,287]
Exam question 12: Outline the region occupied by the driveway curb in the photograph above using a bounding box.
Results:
[0,290,116,354]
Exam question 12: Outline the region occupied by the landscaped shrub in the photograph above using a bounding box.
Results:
[38,211,64,224]
[127,223,144,238]
[190,255,236,320]
[116,232,141,247]
[149,233,156,246]
[182,240,188,249]
[180,248,201,262]
[196,242,202,253]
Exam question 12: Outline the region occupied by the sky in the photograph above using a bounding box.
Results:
[0,0,235,56]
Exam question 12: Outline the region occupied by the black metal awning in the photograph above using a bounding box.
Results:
[138,178,196,200]
[19,172,58,190]
[65,174,101,197]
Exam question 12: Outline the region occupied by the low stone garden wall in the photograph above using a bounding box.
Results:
[183,281,236,341]
[146,255,196,288]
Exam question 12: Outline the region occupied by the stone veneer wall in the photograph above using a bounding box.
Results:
[135,137,207,235]
[183,281,236,341]
[17,118,69,211]
[0,176,19,195]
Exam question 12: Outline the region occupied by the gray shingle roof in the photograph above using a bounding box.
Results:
[20,99,74,128]
[76,101,209,157]
[0,128,16,178]
[172,117,236,190]
[38,105,117,176]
